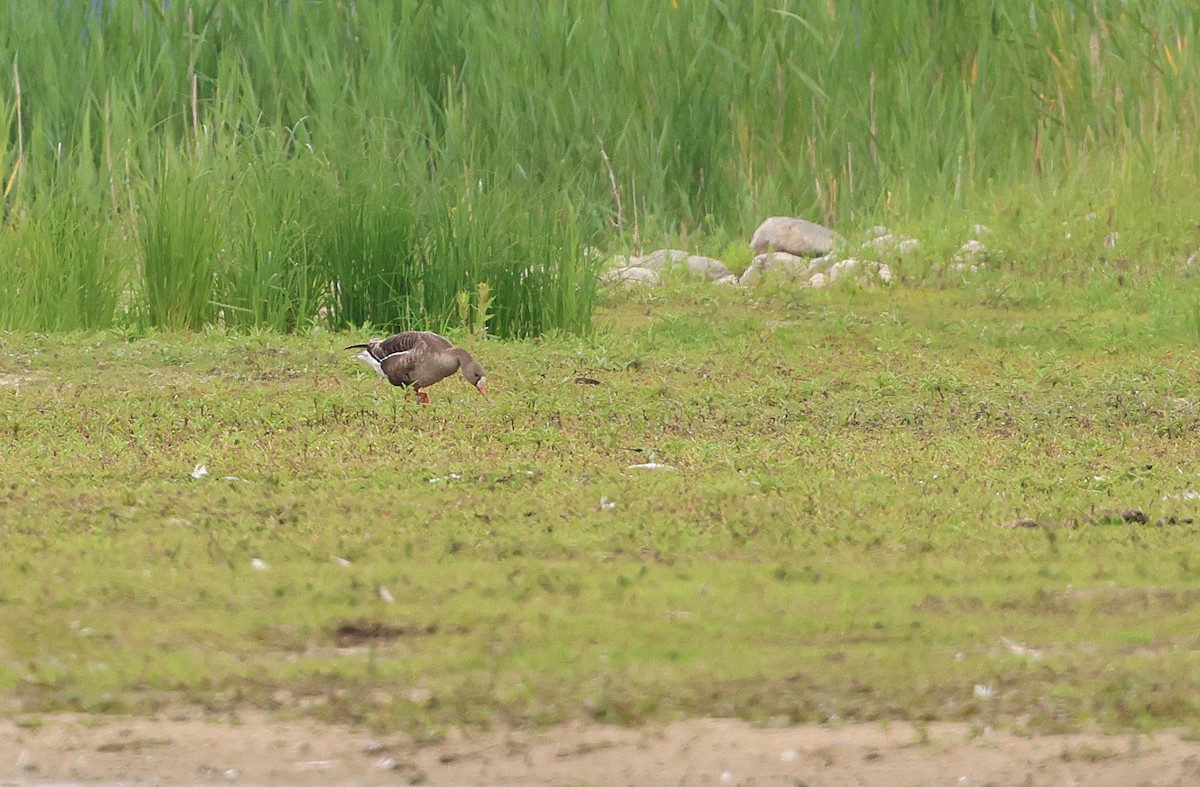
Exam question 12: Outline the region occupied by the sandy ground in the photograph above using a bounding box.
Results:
[4,714,1200,786]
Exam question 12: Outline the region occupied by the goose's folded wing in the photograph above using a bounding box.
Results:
[377,331,453,356]
[379,349,420,386]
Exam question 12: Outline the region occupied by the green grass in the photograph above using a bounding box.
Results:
[1,1,1198,332]
[5,278,1200,734]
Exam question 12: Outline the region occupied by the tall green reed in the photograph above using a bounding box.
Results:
[0,1,1196,333]
[137,157,223,331]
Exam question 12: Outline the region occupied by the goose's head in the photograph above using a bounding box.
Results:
[461,358,487,397]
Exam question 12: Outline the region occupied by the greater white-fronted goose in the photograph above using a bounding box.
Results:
[346,331,487,405]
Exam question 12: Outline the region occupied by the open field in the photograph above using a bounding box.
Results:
[6,278,1200,749]
[4,3,1200,783]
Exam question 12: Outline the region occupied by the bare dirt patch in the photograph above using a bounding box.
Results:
[5,714,1200,786]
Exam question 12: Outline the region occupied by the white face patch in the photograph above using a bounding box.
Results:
[477,375,487,386]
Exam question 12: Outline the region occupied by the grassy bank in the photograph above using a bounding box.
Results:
[1,1,1198,332]
[5,278,1200,733]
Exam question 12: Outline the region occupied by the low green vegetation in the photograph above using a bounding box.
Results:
[3,0,1200,740]
[4,278,1200,734]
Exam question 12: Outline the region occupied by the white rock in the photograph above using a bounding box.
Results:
[750,217,838,257]
[959,239,986,255]
[637,249,691,270]
[862,233,919,256]
[951,239,988,273]
[683,255,733,280]
[828,258,861,281]
[626,250,732,280]
[739,251,813,285]
[601,266,660,287]
[817,258,892,288]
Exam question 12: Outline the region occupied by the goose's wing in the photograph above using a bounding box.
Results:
[375,330,453,357]
[378,347,423,387]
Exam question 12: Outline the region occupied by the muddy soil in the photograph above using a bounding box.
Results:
[4,714,1200,786]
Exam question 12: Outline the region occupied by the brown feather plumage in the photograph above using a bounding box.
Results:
[346,330,487,404]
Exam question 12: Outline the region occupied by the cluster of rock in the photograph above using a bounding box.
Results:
[603,216,993,289]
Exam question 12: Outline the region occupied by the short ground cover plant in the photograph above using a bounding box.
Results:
[4,278,1200,735]
[3,0,1200,751]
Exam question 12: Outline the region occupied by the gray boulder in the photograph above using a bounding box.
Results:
[739,251,816,285]
[827,258,894,286]
[601,266,660,286]
[634,249,732,281]
[861,228,919,257]
[950,239,988,272]
[750,217,838,257]
[635,249,691,270]
[683,255,733,280]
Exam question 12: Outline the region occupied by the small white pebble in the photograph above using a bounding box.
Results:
[250,558,268,571]
[720,771,735,785]
[296,760,335,771]
[223,769,238,781]
[331,555,352,566]
[378,585,396,604]
[780,749,798,762]
[599,497,618,511]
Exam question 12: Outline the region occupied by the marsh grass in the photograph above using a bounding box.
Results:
[0,175,120,331]
[138,160,224,331]
[5,281,1200,731]
[1,1,1198,331]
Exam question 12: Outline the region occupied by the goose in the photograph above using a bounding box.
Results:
[346,331,487,405]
